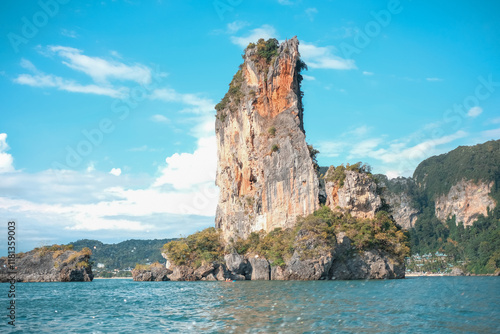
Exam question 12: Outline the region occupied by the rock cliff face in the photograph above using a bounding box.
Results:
[324,169,382,219]
[434,180,495,227]
[215,37,319,241]
[376,176,419,229]
[0,248,93,283]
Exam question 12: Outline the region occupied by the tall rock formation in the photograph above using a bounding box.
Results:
[215,37,319,241]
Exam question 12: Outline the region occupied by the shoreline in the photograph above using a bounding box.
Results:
[94,277,133,280]
[406,273,499,277]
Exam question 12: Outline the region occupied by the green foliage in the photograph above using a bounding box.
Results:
[36,244,74,257]
[407,139,500,274]
[215,69,245,114]
[163,228,224,268]
[246,42,256,49]
[71,238,174,270]
[413,140,500,201]
[268,126,276,137]
[271,144,279,153]
[231,206,408,264]
[409,212,500,274]
[256,38,279,63]
[76,261,90,269]
[324,162,373,187]
[307,144,320,171]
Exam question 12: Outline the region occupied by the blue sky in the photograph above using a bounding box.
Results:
[0,0,499,252]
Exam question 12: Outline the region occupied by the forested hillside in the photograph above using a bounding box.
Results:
[71,238,175,270]
[408,140,500,274]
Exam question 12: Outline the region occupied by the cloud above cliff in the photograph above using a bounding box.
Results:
[229,25,356,70]
[230,25,278,48]
[0,133,15,173]
[316,125,469,178]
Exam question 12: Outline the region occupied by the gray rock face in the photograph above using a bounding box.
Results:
[168,266,196,281]
[450,267,465,276]
[132,266,172,281]
[248,257,270,280]
[324,170,382,219]
[377,175,419,229]
[215,37,319,242]
[328,232,404,280]
[281,251,333,280]
[0,249,93,283]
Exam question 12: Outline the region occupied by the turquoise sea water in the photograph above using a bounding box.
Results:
[1,277,499,333]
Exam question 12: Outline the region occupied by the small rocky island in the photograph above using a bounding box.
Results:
[133,37,409,281]
[0,245,94,283]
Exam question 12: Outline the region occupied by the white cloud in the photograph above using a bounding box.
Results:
[348,125,370,137]
[86,162,96,173]
[467,106,483,118]
[316,141,345,158]
[300,42,356,70]
[302,74,315,81]
[481,127,500,139]
[490,117,500,124]
[15,72,126,97]
[14,59,128,98]
[426,77,443,82]
[305,8,318,21]
[230,25,277,48]
[109,168,122,176]
[363,71,374,76]
[48,45,152,85]
[150,114,170,123]
[61,29,77,38]
[0,133,15,173]
[227,21,249,34]
[154,136,217,190]
[277,0,293,4]
[150,88,215,114]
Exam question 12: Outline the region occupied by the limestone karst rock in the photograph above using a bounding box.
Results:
[215,37,319,241]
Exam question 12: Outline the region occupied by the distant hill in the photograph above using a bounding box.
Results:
[378,140,500,274]
[70,238,176,270]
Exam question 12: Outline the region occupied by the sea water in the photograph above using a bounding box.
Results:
[1,277,498,333]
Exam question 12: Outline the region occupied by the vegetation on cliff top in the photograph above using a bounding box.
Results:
[324,162,373,187]
[163,207,409,268]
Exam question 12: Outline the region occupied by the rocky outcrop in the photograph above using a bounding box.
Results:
[324,169,382,219]
[0,248,93,283]
[215,37,319,241]
[163,232,403,281]
[329,233,405,279]
[435,180,496,227]
[132,264,172,281]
